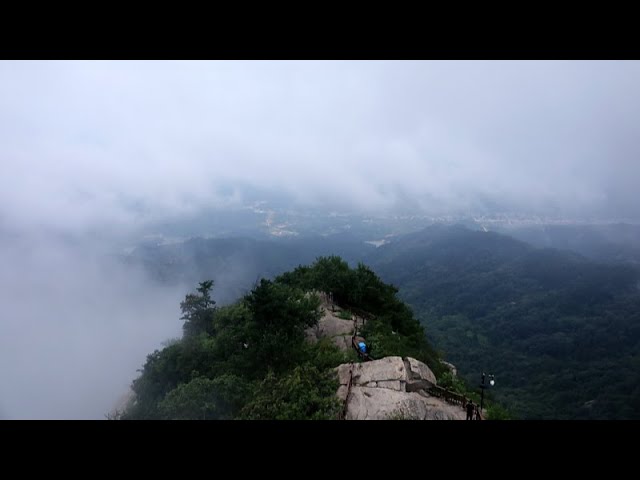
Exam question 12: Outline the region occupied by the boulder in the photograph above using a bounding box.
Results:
[377,380,403,392]
[345,386,466,420]
[335,363,353,386]
[305,304,355,351]
[405,357,437,391]
[336,356,464,420]
[333,335,352,351]
[350,356,406,386]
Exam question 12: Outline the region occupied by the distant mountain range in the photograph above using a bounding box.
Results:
[367,225,640,419]
[495,223,640,265]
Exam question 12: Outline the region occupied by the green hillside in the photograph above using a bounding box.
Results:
[121,257,444,420]
[369,225,640,419]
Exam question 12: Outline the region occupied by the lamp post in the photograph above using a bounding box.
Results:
[479,372,495,413]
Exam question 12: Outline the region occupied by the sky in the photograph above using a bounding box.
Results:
[1,60,640,418]
[2,60,640,236]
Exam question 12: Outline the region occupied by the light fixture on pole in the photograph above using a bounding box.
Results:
[479,372,495,413]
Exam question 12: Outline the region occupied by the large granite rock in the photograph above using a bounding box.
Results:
[305,297,354,352]
[306,293,463,420]
[336,356,436,389]
[351,356,407,387]
[345,387,466,420]
[335,356,464,420]
[404,357,437,392]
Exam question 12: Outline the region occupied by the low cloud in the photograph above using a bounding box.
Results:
[0,231,186,419]
[2,60,640,232]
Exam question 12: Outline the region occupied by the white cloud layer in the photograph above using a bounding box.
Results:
[2,60,640,234]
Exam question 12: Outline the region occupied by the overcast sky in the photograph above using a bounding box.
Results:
[2,60,640,235]
[2,61,640,419]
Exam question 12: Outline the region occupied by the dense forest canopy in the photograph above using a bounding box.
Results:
[122,257,446,420]
[369,225,640,419]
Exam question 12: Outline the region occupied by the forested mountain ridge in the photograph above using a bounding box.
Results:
[368,225,640,419]
[498,223,640,266]
[120,257,468,420]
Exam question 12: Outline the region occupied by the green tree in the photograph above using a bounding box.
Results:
[239,364,340,420]
[243,279,321,376]
[181,280,217,336]
[158,374,251,420]
[124,258,458,420]
[158,377,221,420]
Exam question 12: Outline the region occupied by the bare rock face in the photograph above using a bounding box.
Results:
[404,357,437,392]
[305,295,354,352]
[336,363,353,386]
[337,385,350,403]
[346,387,419,420]
[332,335,352,351]
[336,356,435,391]
[306,293,464,420]
[351,356,407,387]
[336,356,465,420]
[406,357,437,384]
[345,387,466,420]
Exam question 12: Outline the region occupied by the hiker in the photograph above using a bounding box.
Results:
[358,341,367,355]
[466,399,475,420]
